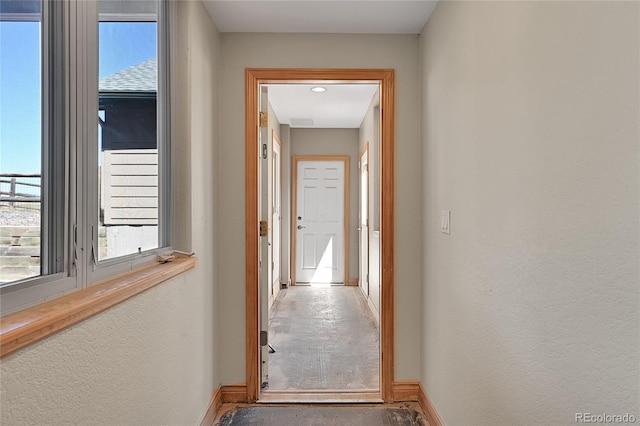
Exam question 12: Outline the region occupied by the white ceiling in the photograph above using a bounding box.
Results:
[267,84,379,128]
[203,1,438,34]
[203,1,437,128]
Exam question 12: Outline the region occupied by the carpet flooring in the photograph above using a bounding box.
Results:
[215,404,428,426]
[266,285,380,390]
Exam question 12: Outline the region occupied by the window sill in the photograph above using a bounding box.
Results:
[0,256,196,358]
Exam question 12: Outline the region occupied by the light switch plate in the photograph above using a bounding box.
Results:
[441,210,450,234]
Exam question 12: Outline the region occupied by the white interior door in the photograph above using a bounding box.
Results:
[272,137,281,292]
[295,160,345,284]
[359,150,369,295]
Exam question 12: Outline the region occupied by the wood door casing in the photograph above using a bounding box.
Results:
[245,68,395,403]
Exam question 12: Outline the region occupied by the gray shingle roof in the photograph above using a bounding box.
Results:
[99,58,157,92]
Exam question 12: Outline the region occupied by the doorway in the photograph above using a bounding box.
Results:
[245,68,395,403]
[292,157,349,285]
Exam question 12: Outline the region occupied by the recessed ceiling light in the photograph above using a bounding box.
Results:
[310,86,326,93]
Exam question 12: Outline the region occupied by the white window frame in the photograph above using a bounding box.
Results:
[0,0,175,315]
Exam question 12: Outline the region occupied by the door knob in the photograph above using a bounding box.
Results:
[297,225,306,230]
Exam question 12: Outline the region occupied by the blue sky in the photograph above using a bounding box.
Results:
[0,21,156,174]
[99,22,157,79]
[0,22,40,173]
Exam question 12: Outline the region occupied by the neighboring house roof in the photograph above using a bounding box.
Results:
[99,58,157,92]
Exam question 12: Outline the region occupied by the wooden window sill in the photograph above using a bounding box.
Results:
[0,256,196,358]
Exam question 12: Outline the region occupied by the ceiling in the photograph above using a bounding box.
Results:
[203,1,438,128]
[203,1,438,34]
[267,84,379,128]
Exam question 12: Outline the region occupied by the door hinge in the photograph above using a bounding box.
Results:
[259,111,268,128]
[259,220,268,236]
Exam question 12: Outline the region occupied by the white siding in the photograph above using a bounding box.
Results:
[101,149,158,225]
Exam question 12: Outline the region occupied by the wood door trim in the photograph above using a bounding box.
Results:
[359,140,370,159]
[291,155,350,286]
[221,384,249,403]
[272,130,282,148]
[246,68,394,403]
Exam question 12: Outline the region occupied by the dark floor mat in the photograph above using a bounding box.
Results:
[216,405,427,426]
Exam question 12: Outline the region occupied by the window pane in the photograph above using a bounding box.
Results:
[0,2,42,285]
[98,1,158,260]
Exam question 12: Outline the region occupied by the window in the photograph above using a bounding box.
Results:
[0,1,44,284]
[0,0,172,315]
[98,1,160,261]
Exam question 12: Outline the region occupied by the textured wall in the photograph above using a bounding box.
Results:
[218,33,422,384]
[0,1,221,424]
[1,271,211,425]
[419,2,640,424]
[290,128,360,281]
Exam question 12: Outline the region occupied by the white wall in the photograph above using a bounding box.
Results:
[420,2,639,424]
[218,33,422,385]
[0,2,222,424]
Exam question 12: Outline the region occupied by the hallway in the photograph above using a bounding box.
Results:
[1,2,637,425]
[266,286,380,391]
